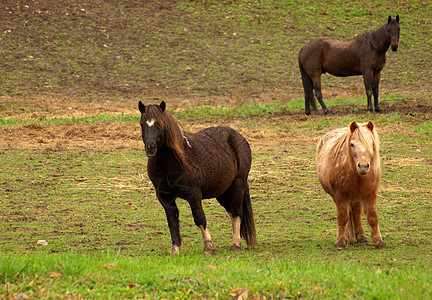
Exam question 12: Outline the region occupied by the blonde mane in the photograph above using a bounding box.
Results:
[327,122,380,174]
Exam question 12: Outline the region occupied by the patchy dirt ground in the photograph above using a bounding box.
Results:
[1,94,431,152]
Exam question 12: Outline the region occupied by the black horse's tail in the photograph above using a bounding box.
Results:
[299,58,316,115]
[240,182,257,247]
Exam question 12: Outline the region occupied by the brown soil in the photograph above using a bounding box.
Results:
[1,94,431,152]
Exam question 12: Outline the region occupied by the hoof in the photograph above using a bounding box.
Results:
[375,240,386,249]
[374,108,383,114]
[230,244,241,251]
[170,245,180,255]
[357,235,368,244]
[324,110,330,115]
[204,241,214,255]
[335,239,349,250]
[204,248,215,255]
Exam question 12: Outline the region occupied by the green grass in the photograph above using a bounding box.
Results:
[1,102,432,297]
[1,252,431,299]
[2,0,432,298]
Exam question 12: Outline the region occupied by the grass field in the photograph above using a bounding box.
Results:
[1,0,432,299]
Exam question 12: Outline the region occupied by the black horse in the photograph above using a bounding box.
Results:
[299,15,400,115]
[138,101,257,254]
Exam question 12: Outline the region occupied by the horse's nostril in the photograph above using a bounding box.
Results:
[145,142,156,152]
[358,162,370,169]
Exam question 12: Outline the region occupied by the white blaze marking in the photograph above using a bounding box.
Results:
[146,119,155,127]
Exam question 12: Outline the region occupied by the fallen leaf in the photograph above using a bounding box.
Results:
[126,284,140,289]
[206,264,217,270]
[47,271,62,278]
[101,264,118,270]
[229,288,249,300]
[251,296,267,300]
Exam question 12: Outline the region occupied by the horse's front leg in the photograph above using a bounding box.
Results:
[160,198,181,255]
[372,72,382,113]
[364,196,386,249]
[333,195,350,249]
[363,71,374,113]
[188,197,214,255]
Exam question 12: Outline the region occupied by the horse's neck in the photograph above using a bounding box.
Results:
[369,25,390,53]
[153,146,181,167]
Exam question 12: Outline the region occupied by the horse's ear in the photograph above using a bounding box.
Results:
[138,101,145,114]
[387,15,392,24]
[349,121,359,133]
[396,15,400,23]
[366,121,374,131]
[159,101,166,112]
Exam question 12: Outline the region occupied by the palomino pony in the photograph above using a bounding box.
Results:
[138,101,257,254]
[316,121,385,249]
[299,15,400,115]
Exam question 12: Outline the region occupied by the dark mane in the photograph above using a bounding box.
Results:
[145,105,188,168]
[363,23,390,51]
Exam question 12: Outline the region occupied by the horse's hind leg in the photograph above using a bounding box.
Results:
[352,201,367,243]
[216,181,245,250]
[228,212,242,250]
[299,61,315,115]
[311,75,330,115]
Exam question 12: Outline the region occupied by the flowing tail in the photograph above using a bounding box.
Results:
[299,58,316,115]
[240,183,257,247]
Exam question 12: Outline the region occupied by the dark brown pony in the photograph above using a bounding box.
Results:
[138,101,257,254]
[316,121,385,249]
[299,15,400,115]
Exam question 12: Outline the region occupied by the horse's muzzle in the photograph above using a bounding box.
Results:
[391,44,398,51]
[357,162,370,175]
[145,142,157,157]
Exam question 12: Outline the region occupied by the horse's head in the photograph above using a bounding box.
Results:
[138,101,166,157]
[349,121,377,176]
[387,15,400,52]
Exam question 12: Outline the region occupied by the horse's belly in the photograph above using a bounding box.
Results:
[200,168,237,199]
[323,45,361,76]
[324,61,362,77]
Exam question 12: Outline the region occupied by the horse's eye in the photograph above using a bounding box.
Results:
[350,143,354,147]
